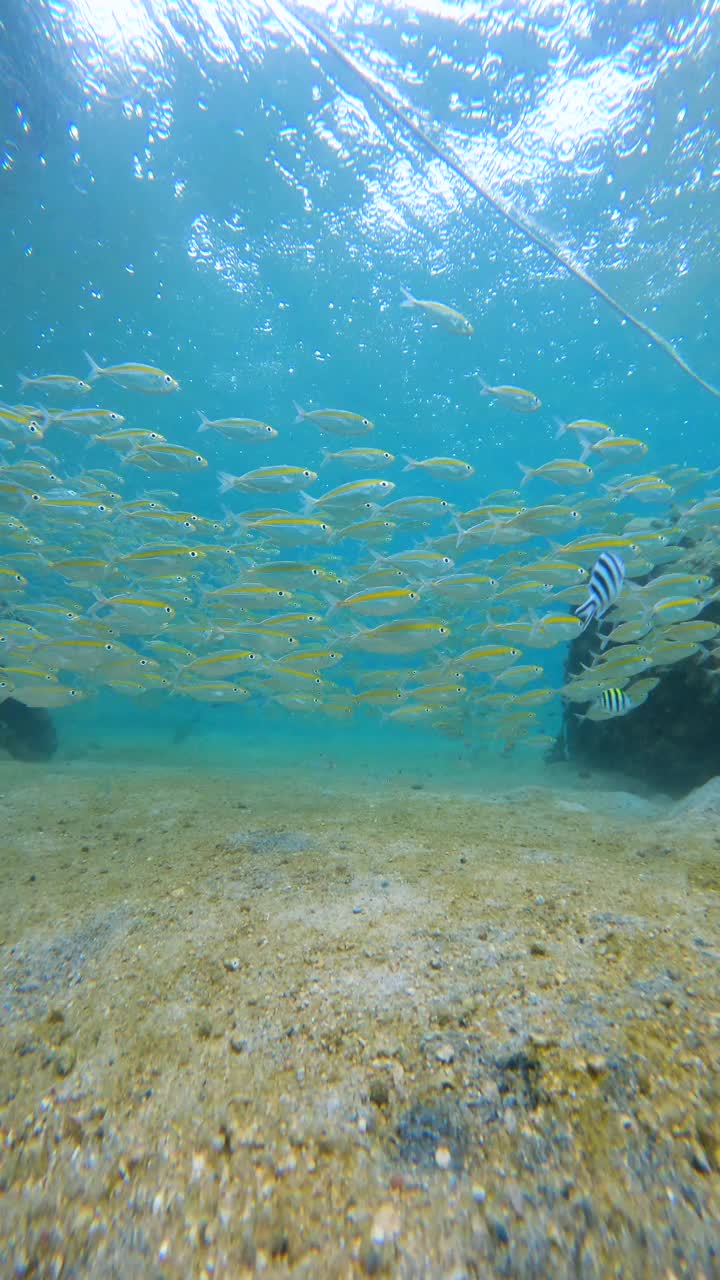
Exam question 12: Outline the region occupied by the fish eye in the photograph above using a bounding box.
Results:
[439,626,448,634]
[139,658,149,666]
[266,425,273,433]
[410,592,417,599]
[320,523,328,531]
[14,574,22,583]
[98,504,107,512]
[195,455,204,463]
[164,374,173,384]
[29,423,39,433]
[362,418,370,426]
[571,510,580,518]
[105,643,114,652]
[384,453,391,459]
[30,492,40,502]
[287,636,297,645]
[278,590,285,597]
[189,550,198,558]
[443,557,452,565]
[110,413,119,421]
[164,606,173,614]
[381,481,390,488]
[303,470,312,478]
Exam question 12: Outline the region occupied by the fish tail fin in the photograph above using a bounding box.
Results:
[553,416,567,440]
[527,607,543,642]
[86,589,108,618]
[293,401,306,424]
[83,351,103,380]
[196,410,210,432]
[218,471,239,496]
[299,490,318,515]
[573,600,595,632]
[17,372,31,392]
[451,514,466,546]
[517,463,533,487]
[320,448,333,469]
[402,455,419,472]
[477,374,490,395]
[578,437,593,463]
[399,286,416,308]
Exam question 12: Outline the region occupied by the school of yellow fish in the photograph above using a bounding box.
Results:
[1,304,719,753]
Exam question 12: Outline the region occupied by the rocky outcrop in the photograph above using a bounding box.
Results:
[0,697,57,761]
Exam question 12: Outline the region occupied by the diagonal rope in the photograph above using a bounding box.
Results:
[272,0,720,402]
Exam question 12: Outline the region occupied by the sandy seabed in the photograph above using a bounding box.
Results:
[1,734,719,1278]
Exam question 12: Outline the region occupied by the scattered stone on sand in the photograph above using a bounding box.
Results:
[222,829,313,855]
[2,760,720,1276]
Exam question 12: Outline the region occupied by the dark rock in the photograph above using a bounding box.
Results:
[369,1077,390,1107]
[556,595,720,794]
[0,697,56,761]
[394,1097,470,1168]
[495,1049,543,1111]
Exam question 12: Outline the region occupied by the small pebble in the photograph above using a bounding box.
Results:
[370,1202,400,1245]
[435,1144,452,1170]
[529,940,547,956]
[361,1246,384,1276]
[353,906,363,914]
[53,1048,76,1078]
[223,957,241,972]
[472,1185,486,1204]
[436,1043,455,1064]
[369,1078,390,1107]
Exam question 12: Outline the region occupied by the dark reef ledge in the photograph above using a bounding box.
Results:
[558,617,720,796]
[0,698,57,762]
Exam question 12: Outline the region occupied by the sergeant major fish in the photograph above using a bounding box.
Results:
[574,551,625,632]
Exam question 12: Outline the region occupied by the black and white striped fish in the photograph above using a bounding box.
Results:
[582,687,635,721]
[574,551,625,631]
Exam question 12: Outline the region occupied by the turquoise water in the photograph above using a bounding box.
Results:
[2,0,720,769]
